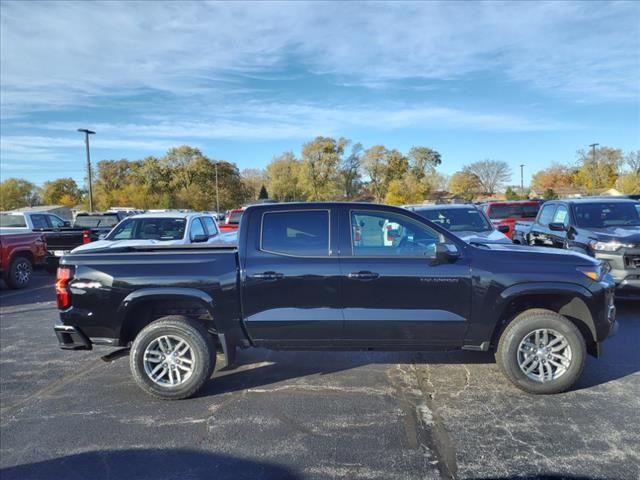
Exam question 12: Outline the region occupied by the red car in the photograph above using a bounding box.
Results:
[0,232,47,289]
[482,200,543,239]
[219,208,244,232]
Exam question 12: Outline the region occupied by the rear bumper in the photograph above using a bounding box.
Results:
[54,323,92,350]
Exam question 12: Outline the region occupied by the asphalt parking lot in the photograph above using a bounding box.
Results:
[0,272,638,480]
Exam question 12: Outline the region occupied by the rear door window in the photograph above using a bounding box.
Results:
[189,218,207,241]
[202,216,218,236]
[30,215,49,229]
[261,210,329,256]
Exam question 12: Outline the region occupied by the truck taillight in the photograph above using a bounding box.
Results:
[56,266,74,310]
[82,230,91,244]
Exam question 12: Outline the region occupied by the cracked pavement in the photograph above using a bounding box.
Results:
[1,272,639,479]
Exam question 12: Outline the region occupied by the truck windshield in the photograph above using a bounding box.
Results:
[414,208,492,233]
[488,204,540,219]
[74,215,120,228]
[574,203,640,228]
[107,218,187,240]
[0,214,27,227]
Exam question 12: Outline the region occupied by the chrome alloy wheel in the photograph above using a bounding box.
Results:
[14,260,31,285]
[517,328,572,383]
[143,335,195,387]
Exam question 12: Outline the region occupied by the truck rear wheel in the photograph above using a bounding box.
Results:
[6,255,33,289]
[496,308,586,394]
[130,316,216,400]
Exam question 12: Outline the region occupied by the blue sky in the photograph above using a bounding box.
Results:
[1,1,639,187]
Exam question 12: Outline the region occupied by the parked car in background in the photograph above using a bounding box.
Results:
[55,202,617,399]
[0,211,71,234]
[407,204,511,244]
[0,232,46,288]
[1,211,89,270]
[73,212,129,242]
[516,198,640,299]
[482,200,543,239]
[220,208,244,232]
[71,212,223,253]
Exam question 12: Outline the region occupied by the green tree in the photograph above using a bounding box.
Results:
[448,171,482,201]
[241,168,267,201]
[339,142,362,199]
[504,186,521,200]
[361,145,388,202]
[41,178,81,206]
[408,146,442,179]
[543,188,558,200]
[266,152,305,201]
[300,136,345,200]
[463,159,512,195]
[625,150,640,175]
[574,146,623,191]
[258,185,269,199]
[0,178,39,210]
[384,149,409,187]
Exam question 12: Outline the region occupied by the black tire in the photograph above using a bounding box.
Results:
[496,308,586,394]
[130,315,216,400]
[6,255,33,289]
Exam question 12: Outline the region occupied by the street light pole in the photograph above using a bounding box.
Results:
[519,164,525,195]
[589,143,599,195]
[78,129,96,211]
[214,161,220,215]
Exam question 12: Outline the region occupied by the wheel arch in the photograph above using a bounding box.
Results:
[117,288,218,345]
[492,283,598,356]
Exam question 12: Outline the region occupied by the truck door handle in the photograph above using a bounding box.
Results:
[253,271,284,280]
[347,271,379,280]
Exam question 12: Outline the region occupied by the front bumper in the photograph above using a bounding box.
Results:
[596,250,640,299]
[54,323,92,350]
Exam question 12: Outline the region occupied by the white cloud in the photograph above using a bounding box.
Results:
[1,0,638,117]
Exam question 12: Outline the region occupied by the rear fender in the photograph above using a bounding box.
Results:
[116,288,217,341]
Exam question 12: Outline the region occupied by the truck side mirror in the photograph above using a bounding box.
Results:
[497,224,510,233]
[434,243,460,263]
[192,234,209,243]
[63,221,71,227]
[548,222,567,232]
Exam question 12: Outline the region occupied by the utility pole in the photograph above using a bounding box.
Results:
[214,161,220,215]
[519,164,525,196]
[589,143,599,195]
[78,129,96,211]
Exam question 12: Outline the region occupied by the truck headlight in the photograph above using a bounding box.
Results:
[588,240,633,252]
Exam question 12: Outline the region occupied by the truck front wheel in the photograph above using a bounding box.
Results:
[6,255,33,289]
[130,316,216,400]
[496,309,586,394]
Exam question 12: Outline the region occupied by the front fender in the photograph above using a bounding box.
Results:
[496,281,598,342]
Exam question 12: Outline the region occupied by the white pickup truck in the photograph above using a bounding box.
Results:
[0,211,70,235]
[71,212,236,253]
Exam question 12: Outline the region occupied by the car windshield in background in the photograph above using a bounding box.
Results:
[415,208,492,233]
[74,215,120,228]
[488,204,540,219]
[228,211,243,224]
[0,215,27,227]
[107,218,187,241]
[574,203,640,228]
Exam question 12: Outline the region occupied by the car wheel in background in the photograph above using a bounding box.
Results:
[6,255,33,289]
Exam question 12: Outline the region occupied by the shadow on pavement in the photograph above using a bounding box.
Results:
[0,448,300,480]
[201,348,495,398]
[0,272,54,308]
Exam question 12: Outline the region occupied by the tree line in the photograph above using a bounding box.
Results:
[1,140,638,212]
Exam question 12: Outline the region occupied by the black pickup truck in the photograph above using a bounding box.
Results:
[55,202,617,399]
[512,198,640,299]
